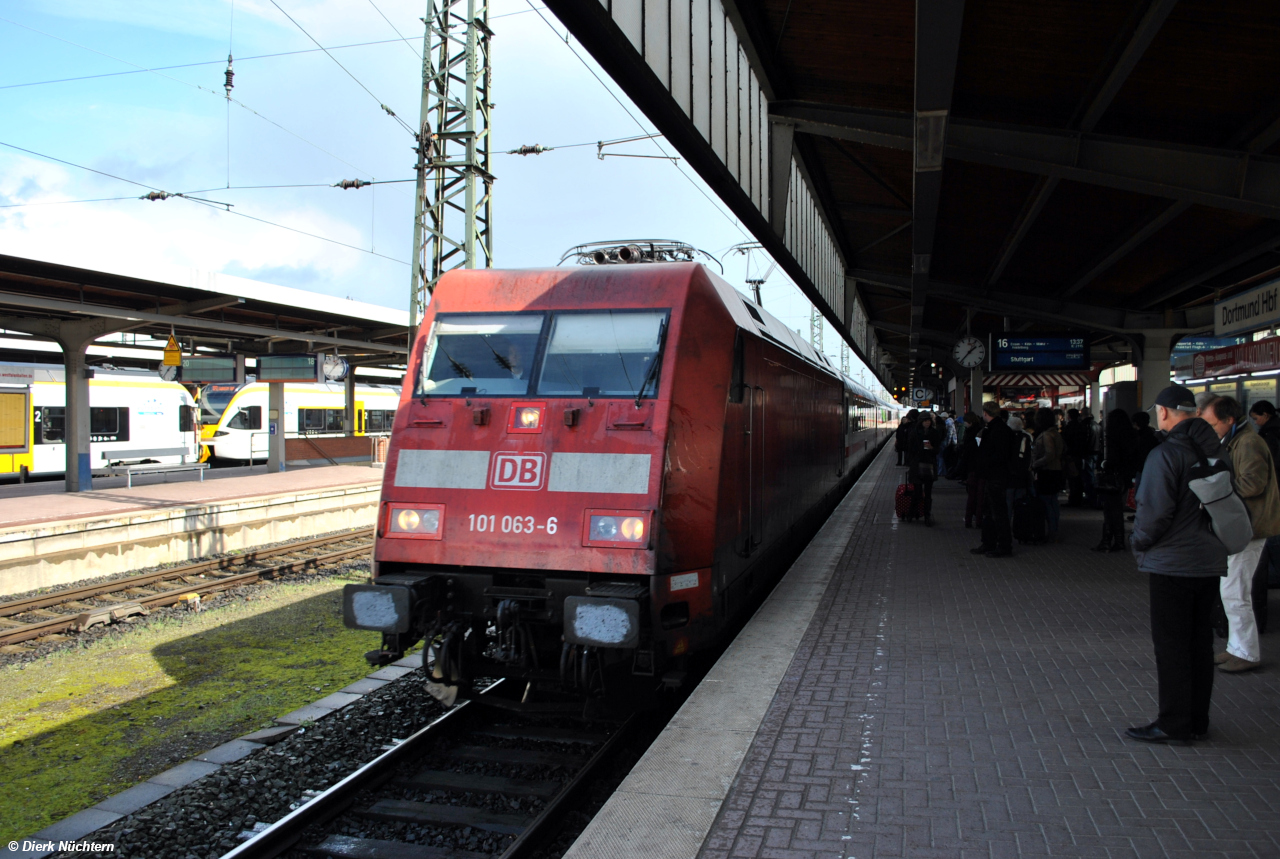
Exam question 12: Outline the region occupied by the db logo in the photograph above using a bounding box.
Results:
[490,452,546,490]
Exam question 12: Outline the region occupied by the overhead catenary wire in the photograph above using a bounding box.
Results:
[0,40,419,91]
[0,15,377,178]
[266,0,416,136]
[0,140,406,265]
[365,0,422,58]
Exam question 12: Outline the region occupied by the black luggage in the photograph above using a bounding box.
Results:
[1012,493,1047,544]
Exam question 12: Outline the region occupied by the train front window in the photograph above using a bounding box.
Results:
[200,386,238,423]
[536,310,668,397]
[419,314,545,397]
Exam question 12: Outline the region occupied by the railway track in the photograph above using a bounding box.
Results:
[0,528,374,647]
[221,681,635,859]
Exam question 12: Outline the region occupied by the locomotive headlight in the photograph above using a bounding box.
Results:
[590,516,619,540]
[517,406,541,429]
[386,504,444,539]
[585,511,650,547]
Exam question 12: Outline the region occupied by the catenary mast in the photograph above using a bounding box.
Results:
[408,0,494,341]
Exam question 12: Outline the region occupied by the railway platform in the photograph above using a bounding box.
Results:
[571,446,1280,859]
[0,465,381,598]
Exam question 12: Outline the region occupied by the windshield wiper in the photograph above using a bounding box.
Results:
[634,317,668,408]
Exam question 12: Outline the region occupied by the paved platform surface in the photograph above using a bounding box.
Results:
[0,465,381,530]
[701,456,1280,859]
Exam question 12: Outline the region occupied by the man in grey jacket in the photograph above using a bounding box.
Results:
[1126,384,1229,744]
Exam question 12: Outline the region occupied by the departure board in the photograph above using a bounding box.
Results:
[992,334,1089,369]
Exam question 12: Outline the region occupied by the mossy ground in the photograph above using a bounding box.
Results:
[0,571,387,842]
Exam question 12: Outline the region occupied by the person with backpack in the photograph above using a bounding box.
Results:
[1201,396,1280,673]
[1095,409,1138,552]
[1126,385,1228,745]
[906,412,944,526]
[1032,407,1065,542]
[1005,415,1034,520]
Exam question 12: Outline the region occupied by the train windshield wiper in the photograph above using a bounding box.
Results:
[635,317,668,408]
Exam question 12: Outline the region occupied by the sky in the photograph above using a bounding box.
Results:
[0,0,887,395]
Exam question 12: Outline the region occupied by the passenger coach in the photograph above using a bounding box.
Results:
[344,263,894,698]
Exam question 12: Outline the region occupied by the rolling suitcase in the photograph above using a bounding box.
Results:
[1012,493,1047,543]
[895,482,922,521]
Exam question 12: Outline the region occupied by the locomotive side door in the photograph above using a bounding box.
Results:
[736,333,765,554]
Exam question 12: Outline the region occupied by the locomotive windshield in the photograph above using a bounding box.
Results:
[420,314,545,396]
[536,310,667,397]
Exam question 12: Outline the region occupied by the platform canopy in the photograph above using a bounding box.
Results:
[0,253,409,491]
[543,0,1280,391]
[0,253,409,363]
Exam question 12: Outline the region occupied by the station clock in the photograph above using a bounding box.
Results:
[953,336,987,369]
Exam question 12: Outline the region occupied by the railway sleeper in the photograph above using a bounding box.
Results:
[445,745,587,768]
[396,770,560,799]
[306,833,488,859]
[360,799,531,835]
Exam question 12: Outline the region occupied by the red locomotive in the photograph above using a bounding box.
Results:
[343,262,895,698]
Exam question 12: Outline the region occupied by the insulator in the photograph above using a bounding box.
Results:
[224,55,234,98]
[334,179,372,190]
[140,191,172,201]
[508,144,549,156]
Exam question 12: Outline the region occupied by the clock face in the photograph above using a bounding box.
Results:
[158,365,179,382]
[953,336,987,368]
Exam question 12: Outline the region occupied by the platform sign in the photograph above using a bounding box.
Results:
[992,334,1089,370]
[163,335,182,367]
[257,353,324,384]
[179,353,244,384]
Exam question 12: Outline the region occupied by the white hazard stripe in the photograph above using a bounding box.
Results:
[392,449,652,495]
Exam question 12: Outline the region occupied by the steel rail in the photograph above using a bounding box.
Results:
[498,713,638,858]
[0,531,373,646]
[218,681,505,859]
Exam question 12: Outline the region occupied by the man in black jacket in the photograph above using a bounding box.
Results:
[1126,384,1228,745]
[1062,409,1088,506]
[971,400,1016,557]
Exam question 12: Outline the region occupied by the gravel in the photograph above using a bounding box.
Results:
[51,668,447,859]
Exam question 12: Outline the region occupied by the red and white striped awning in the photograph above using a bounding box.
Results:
[983,373,1091,387]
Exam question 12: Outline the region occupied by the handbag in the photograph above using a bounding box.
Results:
[1096,468,1124,494]
[913,461,936,483]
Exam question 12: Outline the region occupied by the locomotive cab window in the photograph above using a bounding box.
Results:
[419,314,545,397]
[535,310,668,397]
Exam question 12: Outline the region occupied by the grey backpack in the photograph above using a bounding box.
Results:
[1188,449,1253,555]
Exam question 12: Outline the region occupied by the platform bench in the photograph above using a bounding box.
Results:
[101,448,208,489]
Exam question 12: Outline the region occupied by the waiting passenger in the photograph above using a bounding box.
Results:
[1131,411,1160,480]
[972,401,1015,557]
[1250,400,1280,467]
[906,413,943,526]
[1126,385,1226,744]
[1063,409,1087,507]
[957,412,984,528]
[1095,409,1137,552]
[1201,396,1279,673]
[1006,416,1034,520]
[1032,407,1064,542]
[895,411,917,466]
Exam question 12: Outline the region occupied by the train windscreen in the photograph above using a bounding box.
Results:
[200,385,240,423]
[535,310,668,397]
[419,314,545,396]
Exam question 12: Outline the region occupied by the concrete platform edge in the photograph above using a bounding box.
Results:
[562,445,893,859]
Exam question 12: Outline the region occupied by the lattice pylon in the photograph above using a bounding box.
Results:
[409,0,494,333]
[810,306,823,355]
